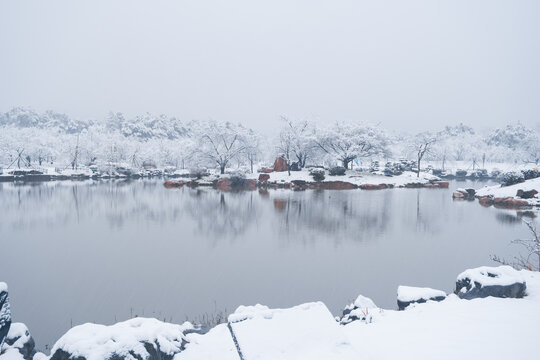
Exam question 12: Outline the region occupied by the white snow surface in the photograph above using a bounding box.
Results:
[3,323,31,350]
[179,302,359,360]
[50,318,195,360]
[457,265,526,287]
[475,177,540,206]
[342,269,540,360]
[0,283,6,293]
[397,286,446,302]
[178,267,540,360]
[351,295,377,310]
[0,348,23,360]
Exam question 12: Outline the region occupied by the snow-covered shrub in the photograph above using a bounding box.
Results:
[310,168,325,182]
[329,166,346,176]
[498,171,525,187]
[522,169,540,181]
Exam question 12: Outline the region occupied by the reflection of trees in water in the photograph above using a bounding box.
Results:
[180,190,259,240]
[0,182,261,241]
[269,190,392,242]
[495,211,537,226]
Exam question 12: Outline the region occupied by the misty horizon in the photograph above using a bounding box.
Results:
[1,0,539,133]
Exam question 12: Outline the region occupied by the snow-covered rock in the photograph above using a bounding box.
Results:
[49,318,207,360]
[0,323,35,360]
[227,302,359,360]
[340,295,379,325]
[456,266,527,300]
[0,283,11,351]
[476,177,540,207]
[397,286,446,310]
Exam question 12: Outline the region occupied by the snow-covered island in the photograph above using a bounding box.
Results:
[474,176,540,208]
[1,266,539,360]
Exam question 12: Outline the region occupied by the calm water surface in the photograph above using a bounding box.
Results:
[0,179,537,350]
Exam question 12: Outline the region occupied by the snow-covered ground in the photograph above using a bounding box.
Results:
[476,177,540,206]
[175,267,540,360]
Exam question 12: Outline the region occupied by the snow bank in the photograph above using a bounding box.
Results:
[342,269,540,360]
[50,318,202,360]
[227,302,359,360]
[476,177,540,206]
[246,169,439,187]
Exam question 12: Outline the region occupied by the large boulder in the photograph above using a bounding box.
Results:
[49,318,207,360]
[452,188,475,200]
[258,174,270,183]
[455,266,527,300]
[516,189,538,199]
[0,323,36,360]
[0,283,10,351]
[340,295,378,325]
[397,286,446,310]
[317,181,358,190]
[273,157,287,172]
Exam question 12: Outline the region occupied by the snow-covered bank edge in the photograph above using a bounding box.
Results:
[473,177,540,208]
[165,170,447,191]
[2,266,539,360]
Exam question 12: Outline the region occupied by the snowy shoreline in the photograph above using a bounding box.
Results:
[2,266,539,360]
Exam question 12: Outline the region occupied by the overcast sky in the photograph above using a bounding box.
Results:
[0,0,539,132]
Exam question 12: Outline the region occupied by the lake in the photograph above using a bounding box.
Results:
[0,179,536,351]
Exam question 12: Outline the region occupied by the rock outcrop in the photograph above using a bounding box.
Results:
[516,189,538,199]
[49,318,207,360]
[340,295,378,325]
[452,188,475,200]
[0,283,11,351]
[0,323,36,360]
[273,157,287,172]
[397,286,446,310]
[456,266,527,300]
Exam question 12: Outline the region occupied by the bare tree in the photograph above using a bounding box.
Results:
[410,132,437,177]
[198,121,246,174]
[492,221,540,271]
[280,116,315,168]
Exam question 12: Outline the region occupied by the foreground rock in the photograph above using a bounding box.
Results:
[0,323,36,360]
[49,318,207,360]
[340,295,378,325]
[397,286,446,310]
[456,266,527,300]
[0,283,10,350]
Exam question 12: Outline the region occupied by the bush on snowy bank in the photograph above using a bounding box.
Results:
[339,295,379,325]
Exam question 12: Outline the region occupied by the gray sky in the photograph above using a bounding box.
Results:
[0,0,539,132]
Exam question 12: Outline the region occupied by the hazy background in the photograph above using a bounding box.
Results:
[0,0,539,132]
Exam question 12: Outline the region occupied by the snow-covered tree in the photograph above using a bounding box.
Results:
[279,116,316,168]
[409,132,437,177]
[196,120,247,174]
[315,122,390,169]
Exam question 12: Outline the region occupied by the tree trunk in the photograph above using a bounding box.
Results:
[417,158,421,177]
[342,159,349,169]
[220,164,226,174]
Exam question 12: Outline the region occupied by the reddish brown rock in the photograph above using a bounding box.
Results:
[359,184,388,190]
[258,174,270,182]
[317,181,358,190]
[478,196,494,207]
[516,189,538,199]
[273,156,287,172]
[423,184,440,188]
[261,167,274,173]
[216,178,232,191]
[258,189,269,196]
[433,181,449,188]
[493,197,530,209]
[164,180,184,189]
[405,183,424,188]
